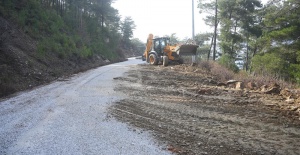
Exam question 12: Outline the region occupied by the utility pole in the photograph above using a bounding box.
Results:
[192,0,195,40]
[192,0,196,63]
[213,0,218,60]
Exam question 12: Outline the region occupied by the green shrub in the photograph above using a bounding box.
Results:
[80,46,93,58]
[37,40,47,57]
[289,64,300,84]
[251,52,284,77]
[218,54,239,73]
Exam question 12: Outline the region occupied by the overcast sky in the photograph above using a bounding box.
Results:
[112,0,267,42]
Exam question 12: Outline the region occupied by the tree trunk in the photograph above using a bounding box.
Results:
[208,34,214,61]
[230,19,238,58]
[245,34,249,71]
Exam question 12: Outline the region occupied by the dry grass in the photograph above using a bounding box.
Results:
[198,61,295,89]
[235,72,295,89]
[198,61,234,82]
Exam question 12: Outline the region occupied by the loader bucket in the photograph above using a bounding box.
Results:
[177,44,199,56]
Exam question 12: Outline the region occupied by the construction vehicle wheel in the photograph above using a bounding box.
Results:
[162,56,168,66]
[142,55,146,61]
[178,58,184,64]
[149,54,158,65]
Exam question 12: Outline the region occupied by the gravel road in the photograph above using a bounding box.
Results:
[0,58,171,155]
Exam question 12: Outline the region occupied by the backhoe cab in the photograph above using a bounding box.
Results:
[142,33,198,66]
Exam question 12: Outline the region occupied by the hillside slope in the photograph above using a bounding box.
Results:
[0,17,126,97]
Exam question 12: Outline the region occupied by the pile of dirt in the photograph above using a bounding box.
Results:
[0,17,125,98]
[110,64,300,155]
[165,64,300,118]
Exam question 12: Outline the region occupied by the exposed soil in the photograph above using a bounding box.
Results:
[110,64,300,155]
[0,17,130,98]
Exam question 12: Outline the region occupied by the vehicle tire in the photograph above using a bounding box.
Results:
[149,53,158,65]
[162,56,169,66]
[178,57,184,64]
[146,55,149,63]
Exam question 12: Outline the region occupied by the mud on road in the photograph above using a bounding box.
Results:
[110,64,300,155]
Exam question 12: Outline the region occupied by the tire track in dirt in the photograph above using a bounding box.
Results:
[110,64,300,155]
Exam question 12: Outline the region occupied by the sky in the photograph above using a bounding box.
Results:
[112,0,205,41]
[112,0,268,42]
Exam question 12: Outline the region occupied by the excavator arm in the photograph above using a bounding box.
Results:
[143,34,153,62]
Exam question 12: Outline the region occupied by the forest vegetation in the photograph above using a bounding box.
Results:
[196,0,300,85]
[0,0,143,97]
[0,0,142,60]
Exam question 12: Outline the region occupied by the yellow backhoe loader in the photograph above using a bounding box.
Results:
[142,34,199,66]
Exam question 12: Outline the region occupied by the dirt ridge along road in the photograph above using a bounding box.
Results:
[110,64,300,155]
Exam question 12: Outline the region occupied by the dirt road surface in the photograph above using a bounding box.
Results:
[0,58,171,155]
[111,63,300,155]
